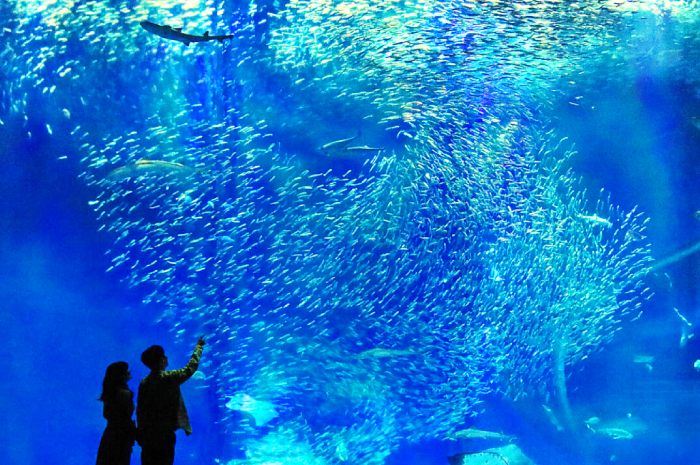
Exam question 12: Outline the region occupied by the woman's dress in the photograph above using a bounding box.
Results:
[96,387,137,465]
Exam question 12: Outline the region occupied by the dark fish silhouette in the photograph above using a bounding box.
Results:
[140,21,234,46]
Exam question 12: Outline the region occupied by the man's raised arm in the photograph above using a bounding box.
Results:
[163,337,205,384]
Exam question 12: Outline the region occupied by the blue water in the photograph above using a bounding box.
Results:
[2,1,700,465]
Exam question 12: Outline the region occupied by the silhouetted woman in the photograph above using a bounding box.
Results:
[96,361,137,465]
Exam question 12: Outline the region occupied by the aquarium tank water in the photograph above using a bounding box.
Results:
[2,0,700,464]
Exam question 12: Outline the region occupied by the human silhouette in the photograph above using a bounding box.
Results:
[96,361,137,465]
[137,338,205,465]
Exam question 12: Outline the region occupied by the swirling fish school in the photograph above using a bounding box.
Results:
[1,0,677,463]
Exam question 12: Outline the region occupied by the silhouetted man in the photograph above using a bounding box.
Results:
[137,338,205,465]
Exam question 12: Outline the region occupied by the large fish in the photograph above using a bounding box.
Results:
[319,134,359,153]
[140,21,234,46]
[224,393,278,427]
[451,427,515,442]
[448,445,535,465]
[106,159,197,182]
[584,414,645,440]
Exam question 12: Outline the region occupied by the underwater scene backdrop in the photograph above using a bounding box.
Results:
[2,0,700,464]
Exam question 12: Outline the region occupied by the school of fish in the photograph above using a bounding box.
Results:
[3,0,700,463]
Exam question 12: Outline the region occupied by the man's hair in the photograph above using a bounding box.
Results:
[141,345,166,370]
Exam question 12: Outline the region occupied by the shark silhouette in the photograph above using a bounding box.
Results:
[140,21,234,46]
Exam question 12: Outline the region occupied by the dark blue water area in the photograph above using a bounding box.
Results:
[552,64,700,464]
[3,22,700,465]
[0,116,223,464]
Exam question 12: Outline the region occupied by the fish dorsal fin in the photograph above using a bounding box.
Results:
[204,31,209,37]
[174,27,182,32]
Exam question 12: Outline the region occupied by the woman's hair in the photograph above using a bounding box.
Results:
[99,361,129,402]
